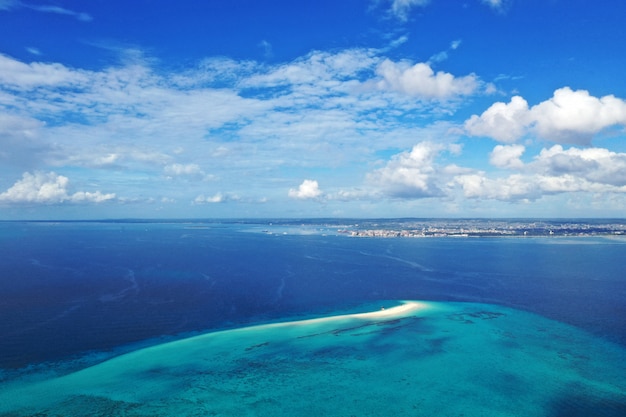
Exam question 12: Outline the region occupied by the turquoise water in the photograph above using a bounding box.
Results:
[2,221,626,415]
[1,300,625,416]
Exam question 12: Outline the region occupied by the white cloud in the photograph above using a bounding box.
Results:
[164,163,216,182]
[26,47,42,56]
[259,40,273,59]
[25,4,92,21]
[455,145,626,201]
[464,95,530,143]
[384,0,509,21]
[531,88,626,144]
[332,188,380,201]
[0,53,89,89]
[535,145,626,186]
[365,140,626,204]
[429,39,463,64]
[0,49,478,185]
[480,0,511,13]
[0,171,115,204]
[456,171,626,202]
[0,171,68,204]
[376,59,479,99]
[164,163,204,177]
[10,47,626,214]
[428,51,449,64]
[172,56,259,88]
[0,53,277,173]
[465,88,626,144]
[288,179,323,200]
[367,142,462,198]
[0,54,268,132]
[0,112,42,142]
[388,35,409,49]
[241,49,379,90]
[194,193,226,204]
[70,190,116,203]
[93,153,120,166]
[489,144,525,169]
[0,113,50,167]
[455,173,539,201]
[388,0,430,21]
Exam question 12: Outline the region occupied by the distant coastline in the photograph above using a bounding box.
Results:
[3,217,626,238]
[339,219,626,238]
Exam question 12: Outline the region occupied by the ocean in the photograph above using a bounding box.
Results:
[0,220,625,416]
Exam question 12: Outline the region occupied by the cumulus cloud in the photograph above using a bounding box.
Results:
[367,142,464,198]
[456,171,626,202]
[455,173,539,201]
[464,96,530,143]
[465,87,626,145]
[531,88,626,144]
[376,59,479,99]
[0,172,115,204]
[366,140,626,204]
[489,144,525,169]
[288,180,323,200]
[535,145,626,186]
[455,145,626,201]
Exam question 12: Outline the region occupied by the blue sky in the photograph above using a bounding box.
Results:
[1,0,626,219]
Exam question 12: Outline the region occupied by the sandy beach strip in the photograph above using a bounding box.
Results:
[253,300,431,331]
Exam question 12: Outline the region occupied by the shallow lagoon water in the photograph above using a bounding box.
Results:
[1,300,625,416]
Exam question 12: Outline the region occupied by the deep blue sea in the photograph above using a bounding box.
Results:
[1,220,625,416]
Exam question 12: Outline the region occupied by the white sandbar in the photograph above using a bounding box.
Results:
[257,300,431,330]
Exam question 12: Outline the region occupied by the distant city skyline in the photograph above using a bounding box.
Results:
[1,0,626,219]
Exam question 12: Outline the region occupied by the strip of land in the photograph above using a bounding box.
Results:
[339,219,626,238]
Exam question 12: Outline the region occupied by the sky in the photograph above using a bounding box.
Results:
[1,0,626,219]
